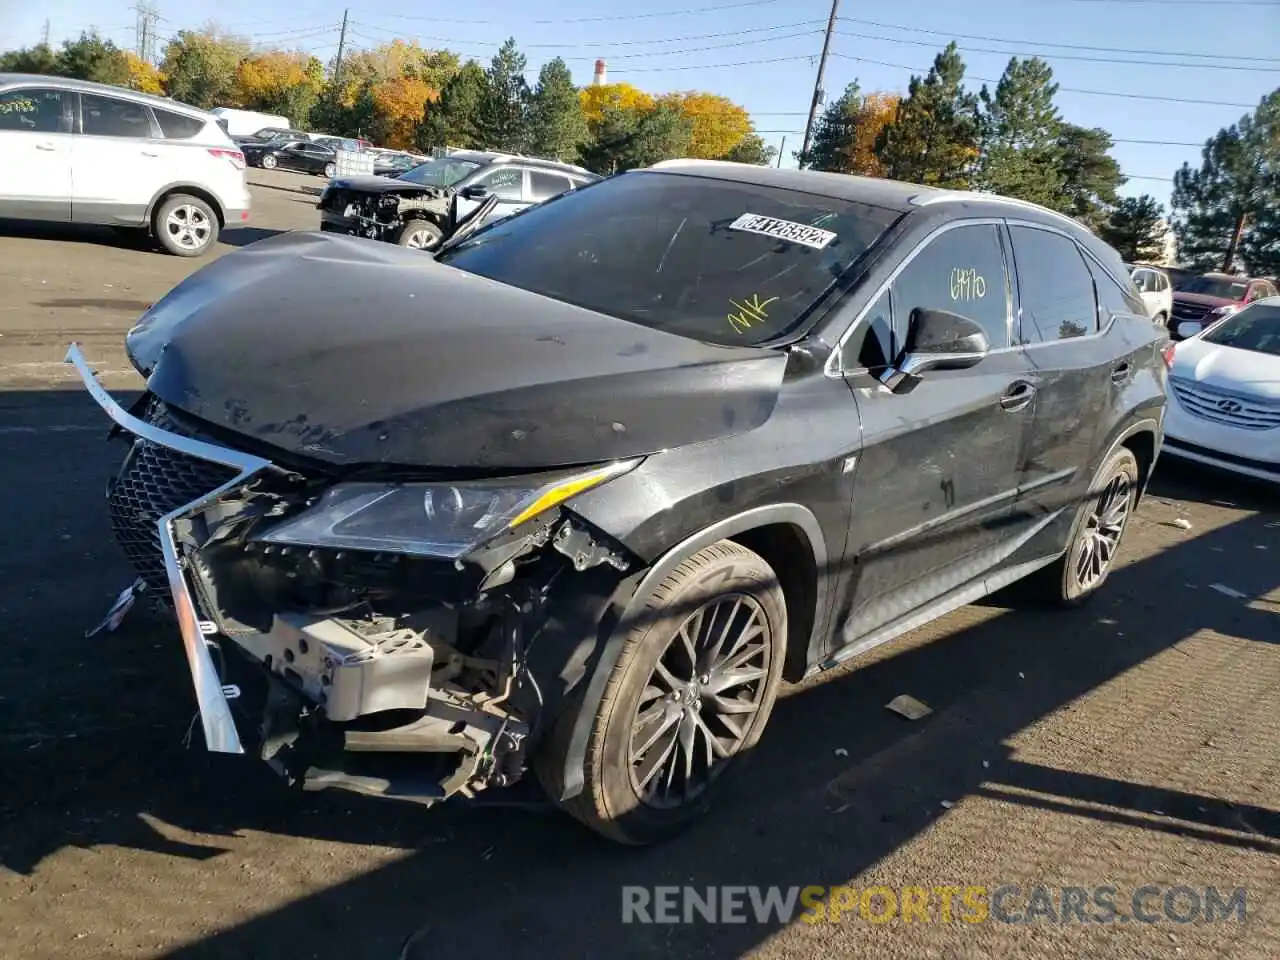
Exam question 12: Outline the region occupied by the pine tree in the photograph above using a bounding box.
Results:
[578,103,692,175]
[1055,124,1125,232]
[476,38,530,153]
[801,81,861,172]
[0,43,58,74]
[721,133,777,165]
[417,60,488,151]
[525,58,588,162]
[976,57,1064,207]
[1100,196,1168,262]
[875,43,979,188]
[1172,90,1279,274]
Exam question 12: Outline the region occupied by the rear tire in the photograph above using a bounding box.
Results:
[396,220,443,250]
[1025,447,1139,607]
[153,194,219,258]
[540,541,787,845]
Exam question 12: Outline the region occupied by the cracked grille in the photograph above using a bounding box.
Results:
[106,400,240,593]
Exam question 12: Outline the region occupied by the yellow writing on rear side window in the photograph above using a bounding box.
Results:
[950,268,987,302]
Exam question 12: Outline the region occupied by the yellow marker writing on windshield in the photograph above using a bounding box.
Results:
[728,294,779,333]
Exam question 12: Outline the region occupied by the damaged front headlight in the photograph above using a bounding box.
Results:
[255,459,640,559]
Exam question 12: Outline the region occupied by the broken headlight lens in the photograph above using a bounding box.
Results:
[255,459,639,559]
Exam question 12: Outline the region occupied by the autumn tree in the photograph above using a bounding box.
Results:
[418,60,488,151]
[579,83,655,126]
[976,57,1064,207]
[162,29,249,109]
[876,43,979,188]
[721,133,777,165]
[476,38,529,152]
[525,58,587,161]
[342,40,459,91]
[235,51,324,125]
[369,77,438,149]
[1055,124,1125,233]
[123,52,165,94]
[1099,195,1168,262]
[802,81,898,176]
[1172,89,1279,274]
[657,91,752,160]
[579,102,692,174]
[54,32,130,86]
[0,43,58,74]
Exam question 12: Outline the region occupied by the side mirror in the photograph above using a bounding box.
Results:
[460,184,490,201]
[879,308,989,395]
[1176,320,1202,339]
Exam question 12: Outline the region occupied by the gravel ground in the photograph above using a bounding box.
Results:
[0,170,1276,960]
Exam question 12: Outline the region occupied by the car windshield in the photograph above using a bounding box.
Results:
[1200,303,1280,356]
[436,171,901,347]
[1180,276,1249,299]
[397,158,481,187]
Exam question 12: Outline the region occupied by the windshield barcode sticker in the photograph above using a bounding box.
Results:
[728,213,837,250]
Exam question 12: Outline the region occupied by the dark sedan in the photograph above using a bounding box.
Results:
[244,139,338,177]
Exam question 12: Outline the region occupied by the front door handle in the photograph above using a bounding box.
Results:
[1000,381,1037,412]
[35,142,56,151]
[141,150,160,157]
[1111,362,1131,384]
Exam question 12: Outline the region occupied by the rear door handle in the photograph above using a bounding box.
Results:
[1000,381,1037,412]
[141,150,160,157]
[35,142,56,151]
[1111,362,1131,384]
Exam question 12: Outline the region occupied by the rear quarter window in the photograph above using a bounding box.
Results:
[153,108,205,140]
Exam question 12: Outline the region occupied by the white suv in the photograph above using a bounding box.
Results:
[0,74,251,257]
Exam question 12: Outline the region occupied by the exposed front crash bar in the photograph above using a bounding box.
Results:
[65,343,273,754]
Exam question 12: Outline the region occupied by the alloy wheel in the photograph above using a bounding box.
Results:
[1073,473,1132,592]
[628,594,772,810]
[163,205,212,252]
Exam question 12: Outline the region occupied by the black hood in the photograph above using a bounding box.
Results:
[128,231,787,470]
[327,175,434,194]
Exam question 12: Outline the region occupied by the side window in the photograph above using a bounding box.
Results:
[1085,254,1143,323]
[153,108,204,140]
[81,94,155,138]
[529,171,573,201]
[1009,226,1098,343]
[473,167,523,200]
[1132,269,1152,293]
[890,224,1011,350]
[0,88,69,133]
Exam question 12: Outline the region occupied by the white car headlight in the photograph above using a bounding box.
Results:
[254,459,639,559]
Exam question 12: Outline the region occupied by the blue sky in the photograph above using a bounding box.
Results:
[4,0,1278,208]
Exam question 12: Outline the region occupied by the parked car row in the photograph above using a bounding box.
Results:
[1126,261,1278,341]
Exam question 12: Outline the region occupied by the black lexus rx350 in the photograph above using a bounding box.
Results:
[69,160,1167,844]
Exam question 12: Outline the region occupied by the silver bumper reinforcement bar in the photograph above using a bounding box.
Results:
[66,343,272,754]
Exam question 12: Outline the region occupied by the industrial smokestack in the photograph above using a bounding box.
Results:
[593,59,607,86]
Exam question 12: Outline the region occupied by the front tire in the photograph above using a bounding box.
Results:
[545,541,787,845]
[322,162,336,178]
[1027,447,1139,607]
[260,153,277,170]
[153,194,219,258]
[396,220,443,250]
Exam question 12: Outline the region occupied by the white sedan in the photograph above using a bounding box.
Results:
[1163,298,1280,483]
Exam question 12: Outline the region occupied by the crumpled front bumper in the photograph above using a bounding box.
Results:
[66,343,269,754]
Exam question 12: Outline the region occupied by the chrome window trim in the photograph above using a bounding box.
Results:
[827,216,1128,379]
[65,343,271,755]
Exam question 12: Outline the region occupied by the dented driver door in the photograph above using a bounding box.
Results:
[831,222,1039,653]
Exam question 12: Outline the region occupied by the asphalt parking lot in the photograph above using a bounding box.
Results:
[0,169,1277,960]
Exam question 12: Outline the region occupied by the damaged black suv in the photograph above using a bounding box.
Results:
[69,160,1167,844]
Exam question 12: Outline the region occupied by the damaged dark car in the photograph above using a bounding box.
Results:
[70,160,1166,844]
[316,149,598,250]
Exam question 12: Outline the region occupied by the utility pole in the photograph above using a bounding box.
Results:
[799,0,840,168]
[333,9,350,87]
[40,19,50,46]
[133,3,159,61]
[776,135,786,168]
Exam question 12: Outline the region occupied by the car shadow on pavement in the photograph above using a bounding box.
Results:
[220,226,287,248]
[0,218,144,250]
[0,387,1275,958]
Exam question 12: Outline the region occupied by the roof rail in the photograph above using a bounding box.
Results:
[910,189,1091,232]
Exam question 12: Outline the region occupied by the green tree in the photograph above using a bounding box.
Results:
[976,57,1064,207]
[1100,195,1168,262]
[579,102,692,174]
[1055,124,1125,233]
[161,29,248,109]
[525,57,587,161]
[876,43,980,188]
[476,38,530,152]
[54,31,130,86]
[417,60,488,151]
[721,132,777,165]
[1172,89,1279,274]
[801,81,861,171]
[0,43,58,74]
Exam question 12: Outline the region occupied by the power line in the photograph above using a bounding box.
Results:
[834,28,1280,72]
[829,52,1262,107]
[836,15,1280,63]
[347,18,826,48]
[352,0,791,25]
[1060,0,1278,5]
